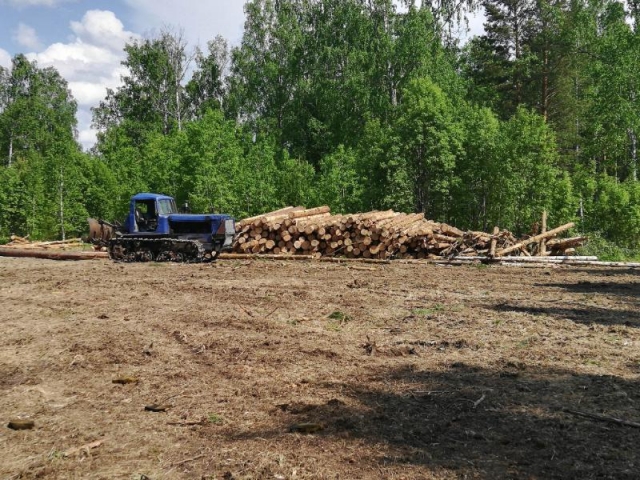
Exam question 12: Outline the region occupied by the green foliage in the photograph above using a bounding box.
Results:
[313,146,362,213]
[93,29,192,137]
[498,107,569,234]
[587,176,640,248]
[578,232,637,261]
[2,0,640,254]
[452,105,502,229]
[393,77,463,218]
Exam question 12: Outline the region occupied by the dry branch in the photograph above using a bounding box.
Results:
[564,409,640,428]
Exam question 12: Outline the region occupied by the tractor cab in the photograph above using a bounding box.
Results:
[125,193,177,233]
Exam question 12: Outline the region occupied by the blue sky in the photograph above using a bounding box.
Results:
[0,1,483,149]
[0,0,247,148]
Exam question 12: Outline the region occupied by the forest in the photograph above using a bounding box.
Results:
[0,0,639,255]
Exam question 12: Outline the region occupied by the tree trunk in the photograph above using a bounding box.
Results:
[541,38,549,121]
[59,165,65,241]
[8,134,13,166]
[628,128,637,182]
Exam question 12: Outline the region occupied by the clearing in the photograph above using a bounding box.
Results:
[0,258,639,479]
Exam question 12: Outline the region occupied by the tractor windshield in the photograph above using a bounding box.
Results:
[157,199,177,215]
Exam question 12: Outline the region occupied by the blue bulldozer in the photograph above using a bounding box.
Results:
[88,193,235,262]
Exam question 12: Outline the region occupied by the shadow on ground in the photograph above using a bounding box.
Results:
[230,364,640,479]
[540,281,640,299]
[492,303,640,328]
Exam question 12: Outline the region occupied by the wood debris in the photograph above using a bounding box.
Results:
[0,236,106,261]
[62,440,104,457]
[0,248,108,261]
[3,236,84,249]
[7,419,35,430]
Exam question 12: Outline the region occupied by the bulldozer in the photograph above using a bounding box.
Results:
[88,193,235,262]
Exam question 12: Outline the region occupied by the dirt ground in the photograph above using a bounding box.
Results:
[0,257,639,480]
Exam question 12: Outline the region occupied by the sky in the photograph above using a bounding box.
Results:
[0,0,247,148]
[0,0,483,150]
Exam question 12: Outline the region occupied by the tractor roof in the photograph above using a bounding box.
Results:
[131,193,174,202]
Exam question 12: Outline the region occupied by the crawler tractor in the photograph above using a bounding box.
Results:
[88,193,235,262]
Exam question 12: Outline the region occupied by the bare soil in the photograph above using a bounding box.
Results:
[1,258,639,479]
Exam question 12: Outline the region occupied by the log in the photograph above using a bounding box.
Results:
[540,210,548,255]
[236,206,296,228]
[440,224,464,238]
[289,206,330,219]
[490,227,499,257]
[495,222,575,257]
[449,256,598,263]
[9,235,30,243]
[547,236,588,249]
[318,257,391,264]
[218,253,314,261]
[0,247,108,261]
[5,238,83,248]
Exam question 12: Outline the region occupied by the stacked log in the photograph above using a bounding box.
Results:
[3,236,85,249]
[233,207,584,260]
[0,236,104,260]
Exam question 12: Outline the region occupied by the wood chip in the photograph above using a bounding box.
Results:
[63,440,104,457]
[112,376,139,385]
[7,420,34,430]
[289,423,324,434]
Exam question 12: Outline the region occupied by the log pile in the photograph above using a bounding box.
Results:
[3,236,85,250]
[0,236,107,260]
[232,207,584,260]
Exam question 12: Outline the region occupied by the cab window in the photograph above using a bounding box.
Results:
[157,199,176,215]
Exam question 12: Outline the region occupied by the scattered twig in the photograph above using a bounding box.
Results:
[167,420,205,427]
[151,390,185,409]
[348,266,378,271]
[564,409,640,428]
[473,394,486,409]
[236,304,254,318]
[172,453,205,467]
[410,390,452,395]
[264,306,279,319]
[63,440,104,457]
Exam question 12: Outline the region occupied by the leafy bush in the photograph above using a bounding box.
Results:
[577,232,640,262]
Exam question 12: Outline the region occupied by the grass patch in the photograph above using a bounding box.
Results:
[328,311,351,322]
[412,304,445,316]
[208,413,224,424]
[326,311,352,332]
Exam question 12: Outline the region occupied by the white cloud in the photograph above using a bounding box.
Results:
[13,22,43,50]
[68,80,116,106]
[70,10,137,52]
[123,0,246,47]
[0,48,11,69]
[24,10,139,149]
